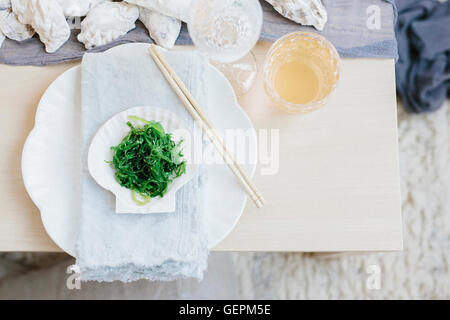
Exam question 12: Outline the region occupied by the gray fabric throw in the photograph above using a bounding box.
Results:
[0,0,397,66]
[394,0,450,113]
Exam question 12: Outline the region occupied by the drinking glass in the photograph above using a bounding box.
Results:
[187,0,263,97]
[263,32,341,113]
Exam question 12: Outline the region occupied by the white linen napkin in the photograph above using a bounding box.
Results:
[76,43,208,282]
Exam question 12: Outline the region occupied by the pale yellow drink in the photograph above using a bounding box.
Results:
[274,61,320,104]
[264,32,340,113]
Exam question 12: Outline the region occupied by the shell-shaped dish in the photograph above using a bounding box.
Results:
[88,106,198,214]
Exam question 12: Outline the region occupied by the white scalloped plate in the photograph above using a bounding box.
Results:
[22,44,257,256]
[88,106,198,214]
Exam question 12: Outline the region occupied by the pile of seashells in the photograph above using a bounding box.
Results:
[0,0,327,53]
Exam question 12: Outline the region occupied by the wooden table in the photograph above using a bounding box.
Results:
[0,42,402,252]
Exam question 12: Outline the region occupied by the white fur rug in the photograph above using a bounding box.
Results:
[232,101,450,299]
[1,102,449,299]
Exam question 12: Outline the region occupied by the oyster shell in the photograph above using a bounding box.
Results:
[124,0,191,22]
[0,0,10,10]
[139,6,181,49]
[11,0,70,53]
[77,1,139,49]
[0,8,34,41]
[0,27,5,47]
[56,0,111,17]
[266,0,328,31]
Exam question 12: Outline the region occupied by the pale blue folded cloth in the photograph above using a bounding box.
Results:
[77,44,208,282]
[255,0,398,59]
[0,0,397,65]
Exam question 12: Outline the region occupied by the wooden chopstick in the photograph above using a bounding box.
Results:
[150,45,266,206]
[148,44,265,208]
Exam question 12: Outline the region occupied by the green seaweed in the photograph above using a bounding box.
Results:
[107,115,186,205]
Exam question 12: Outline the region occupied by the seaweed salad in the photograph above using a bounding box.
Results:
[108,116,186,205]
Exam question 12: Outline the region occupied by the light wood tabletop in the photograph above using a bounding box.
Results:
[0,42,402,252]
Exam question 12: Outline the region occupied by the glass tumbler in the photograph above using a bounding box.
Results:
[188,0,263,97]
[263,32,341,113]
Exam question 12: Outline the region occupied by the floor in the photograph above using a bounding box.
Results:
[0,101,449,299]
